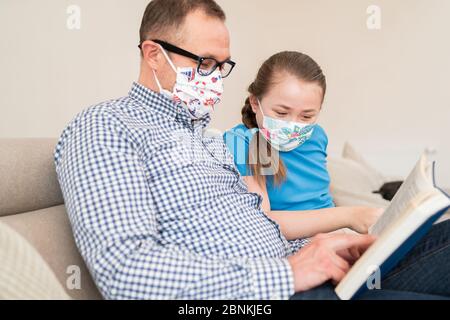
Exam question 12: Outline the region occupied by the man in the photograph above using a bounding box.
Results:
[54,0,449,300]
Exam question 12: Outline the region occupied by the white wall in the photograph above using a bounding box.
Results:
[0,0,449,186]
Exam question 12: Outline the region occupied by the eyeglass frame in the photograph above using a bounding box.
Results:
[138,39,236,78]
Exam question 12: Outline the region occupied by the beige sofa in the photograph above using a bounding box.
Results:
[0,138,102,300]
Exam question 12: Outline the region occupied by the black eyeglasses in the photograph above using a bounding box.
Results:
[139,39,236,78]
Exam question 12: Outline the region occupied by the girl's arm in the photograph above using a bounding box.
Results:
[243,176,383,240]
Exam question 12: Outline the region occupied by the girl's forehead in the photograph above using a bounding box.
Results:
[264,77,323,112]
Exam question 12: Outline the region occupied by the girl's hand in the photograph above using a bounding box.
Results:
[348,207,384,234]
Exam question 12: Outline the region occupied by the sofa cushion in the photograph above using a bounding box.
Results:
[342,142,386,188]
[0,138,64,217]
[0,205,102,300]
[0,221,69,299]
[328,142,390,208]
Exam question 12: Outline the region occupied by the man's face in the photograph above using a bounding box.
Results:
[156,9,231,91]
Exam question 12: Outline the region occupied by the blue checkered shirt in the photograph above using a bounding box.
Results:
[54,82,309,300]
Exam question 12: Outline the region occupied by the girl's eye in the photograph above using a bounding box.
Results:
[275,111,288,116]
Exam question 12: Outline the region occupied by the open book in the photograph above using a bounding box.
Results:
[335,153,450,300]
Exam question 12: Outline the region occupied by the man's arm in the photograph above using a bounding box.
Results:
[54,108,295,300]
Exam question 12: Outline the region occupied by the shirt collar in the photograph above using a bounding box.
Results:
[128,82,211,129]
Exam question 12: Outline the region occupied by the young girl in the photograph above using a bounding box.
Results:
[224,51,382,240]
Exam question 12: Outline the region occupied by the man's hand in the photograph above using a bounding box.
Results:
[288,233,376,293]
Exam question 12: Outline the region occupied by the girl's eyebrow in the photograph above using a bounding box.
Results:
[275,104,317,113]
[275,104,292,110]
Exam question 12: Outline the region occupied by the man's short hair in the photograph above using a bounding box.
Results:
[139,0,226,45]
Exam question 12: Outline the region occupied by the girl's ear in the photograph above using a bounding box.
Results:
[249,95,259,114]
[140,40,161,70]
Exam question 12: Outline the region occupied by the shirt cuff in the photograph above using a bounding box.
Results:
[288,238,311,255]
[248,258,295,300]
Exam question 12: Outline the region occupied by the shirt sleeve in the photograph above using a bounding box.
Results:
[54,110,295,300]
[223,128,253,177]
[288,238,311,255]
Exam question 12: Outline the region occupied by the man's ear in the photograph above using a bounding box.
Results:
[249,95,259,114]
[140,40,161,70]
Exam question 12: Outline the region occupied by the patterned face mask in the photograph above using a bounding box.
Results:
[153,46,224,120]
[258,99,316,152]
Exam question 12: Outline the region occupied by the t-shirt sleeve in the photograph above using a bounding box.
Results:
[314,125,328,152]
[223,128,252,176]
[323,127,329,151]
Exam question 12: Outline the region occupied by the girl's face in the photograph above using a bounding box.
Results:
[250,73,323,128]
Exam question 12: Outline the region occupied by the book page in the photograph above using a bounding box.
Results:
[369,153,435,236]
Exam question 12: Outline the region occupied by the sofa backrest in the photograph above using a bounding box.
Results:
[0,138,64,217]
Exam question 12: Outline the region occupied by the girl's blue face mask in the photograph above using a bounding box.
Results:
[256,99,316,152]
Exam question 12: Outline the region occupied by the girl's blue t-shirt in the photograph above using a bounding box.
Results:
[223,124,335,211]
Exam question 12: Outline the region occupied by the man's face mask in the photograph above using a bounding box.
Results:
[257,99,316,152]
[152,46,224,120]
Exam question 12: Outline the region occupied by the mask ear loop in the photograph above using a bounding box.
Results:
[158,45,177,73]
[256,98,268,135]
[256,98,265,117]
[152,44,178,94]
[152,69,164,93]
